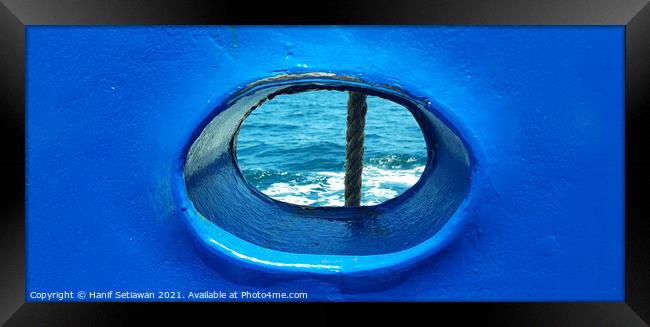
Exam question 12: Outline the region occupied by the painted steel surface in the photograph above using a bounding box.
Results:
[26,26,624,300]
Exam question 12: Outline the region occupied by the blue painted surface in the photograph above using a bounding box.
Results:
[26,26,624,301]
[181,75,472,279]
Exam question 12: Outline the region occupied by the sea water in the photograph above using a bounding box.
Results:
[236,90,426,206]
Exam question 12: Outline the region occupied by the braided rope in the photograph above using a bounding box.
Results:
[344,91,368,206]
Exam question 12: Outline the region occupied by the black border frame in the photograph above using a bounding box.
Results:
[1,0,648,325]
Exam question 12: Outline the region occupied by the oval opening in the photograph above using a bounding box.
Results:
[182,74,471,260]
[234,89,428,207]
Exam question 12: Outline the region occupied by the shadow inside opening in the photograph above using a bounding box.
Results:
[183,77,471,255]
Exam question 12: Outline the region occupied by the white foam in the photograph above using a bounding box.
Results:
[264,182,319,196]
[261,165,425,206]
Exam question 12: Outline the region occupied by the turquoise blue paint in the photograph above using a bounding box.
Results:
[26,26,624,301]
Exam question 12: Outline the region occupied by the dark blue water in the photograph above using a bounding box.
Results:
[236,90,427,206]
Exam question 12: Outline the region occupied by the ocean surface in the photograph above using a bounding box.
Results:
[236,90,427,206]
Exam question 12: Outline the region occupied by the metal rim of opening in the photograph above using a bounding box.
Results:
[173,73,477,276]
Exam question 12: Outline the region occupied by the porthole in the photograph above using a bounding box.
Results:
[177,73,473,275]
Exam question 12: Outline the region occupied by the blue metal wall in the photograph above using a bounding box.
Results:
[26,26,624,301]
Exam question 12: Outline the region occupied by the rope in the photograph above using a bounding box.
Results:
[344,91,368,206]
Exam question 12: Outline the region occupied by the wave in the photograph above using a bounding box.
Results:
[243,163,425,206]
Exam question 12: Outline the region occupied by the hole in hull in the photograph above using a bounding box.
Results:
[182,74,472,256]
